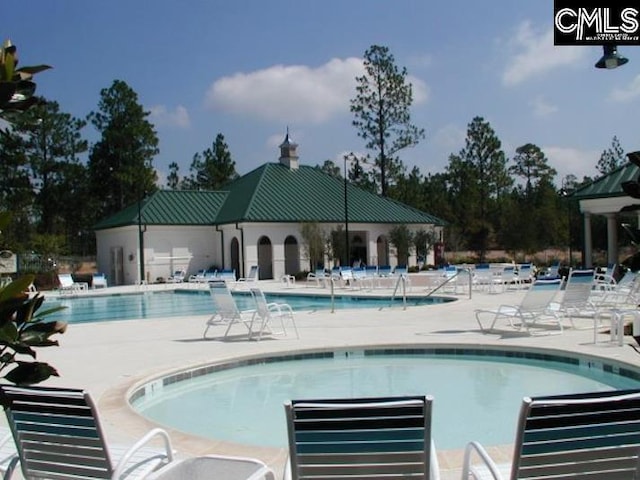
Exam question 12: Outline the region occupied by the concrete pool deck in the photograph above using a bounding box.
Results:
[30,278,640,479]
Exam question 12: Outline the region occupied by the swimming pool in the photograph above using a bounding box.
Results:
[131,347,640,451]
[45,290,454,324]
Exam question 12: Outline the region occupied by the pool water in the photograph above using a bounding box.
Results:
[132,350,640,450]
[46,290,452,324]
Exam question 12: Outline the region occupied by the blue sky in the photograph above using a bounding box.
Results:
[7,1,640,186]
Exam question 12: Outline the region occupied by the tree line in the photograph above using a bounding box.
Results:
[0,44,629,264]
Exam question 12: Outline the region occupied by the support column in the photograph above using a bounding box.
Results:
[606,213,618,266]
[583,212,593,268]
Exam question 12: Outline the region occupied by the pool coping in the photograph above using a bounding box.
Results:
[106,340,640,477]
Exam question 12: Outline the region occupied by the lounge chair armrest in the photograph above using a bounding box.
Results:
[430,439,440,480]
[246,465,276,480]
[283,456,292,480]
[462,441,504,480]
[112,427,174,479]
[266,302,293,315]
[2,456,19,480]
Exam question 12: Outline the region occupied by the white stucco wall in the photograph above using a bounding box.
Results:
[96,221,443,285]
[96,225,220,285]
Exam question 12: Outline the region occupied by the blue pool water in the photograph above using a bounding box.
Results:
[131,349,640,450]
[46,290,453,324]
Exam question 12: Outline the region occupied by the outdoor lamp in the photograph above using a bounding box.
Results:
[595,45,628,69]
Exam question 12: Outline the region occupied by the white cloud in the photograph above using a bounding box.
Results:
[431,124,466,153]
[149,105,190,128]
[530,95,558,117]
[609,74,640,102]
[544,145,600,183]
[206,57,429,124]
[408,75,429,104]
[502,22,587,86]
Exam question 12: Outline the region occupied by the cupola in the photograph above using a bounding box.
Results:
[279,128,299,170]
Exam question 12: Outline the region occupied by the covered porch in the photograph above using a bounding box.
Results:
[574,159,640,268]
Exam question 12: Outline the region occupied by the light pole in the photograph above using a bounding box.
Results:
[343,154,351,268]
[137,192,146,284]
[561,181,573,267]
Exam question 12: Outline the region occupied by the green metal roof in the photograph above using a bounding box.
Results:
[95,163,445,229]
[573,162,639,200]
[216,163,444,225]
[94,190,228,229]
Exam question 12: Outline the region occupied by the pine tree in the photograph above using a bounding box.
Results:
[184,133,237,190]
[597,135,625,175]
[87,80,159,218]
[350,45,424,197]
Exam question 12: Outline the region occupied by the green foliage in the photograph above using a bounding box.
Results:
[300,222,326,269]
[597,135,625,175]
[446,117,511,261]
[389,166,425,211]
[88,80,159,218]
[0,214,66,389]
[351,45,425,197]
[389,224,414,265]
[509,143,556,198]
[14,99,89,236]
[413,228,437,260]
[183,133,238,190]
[166,162,180,190]
[317,159,341,178]
[0,40,51,119]
[0,275,66,387]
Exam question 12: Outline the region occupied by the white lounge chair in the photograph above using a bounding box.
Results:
[0,427,18,479]
[339,266,355,288]
[194,268,217,283]
[543,260,561,278]
[515,263,534,287]
[462,389,640,480]
[204,280,253,339]
[188,269,206,282]
[594,262,617,290]
[92,273,108,289]
[237,265,259,285]
[166,269,186,283]
[550,269,598,329]
[249,287,299,340]
[391,265,412,291]
[306,267,328,287]
[352,266,375,290]
[329,266,342,285]
[498,265,518,291]
[217,269,236,282]
[57,273,88,293]
[284,395,440,480]
[475,277,564,335]
[147,454,275,480]
[0,384,175,480]
[473,264,495,293]
[377,265,392,279]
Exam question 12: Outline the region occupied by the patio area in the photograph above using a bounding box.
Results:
[31,277,640,479]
